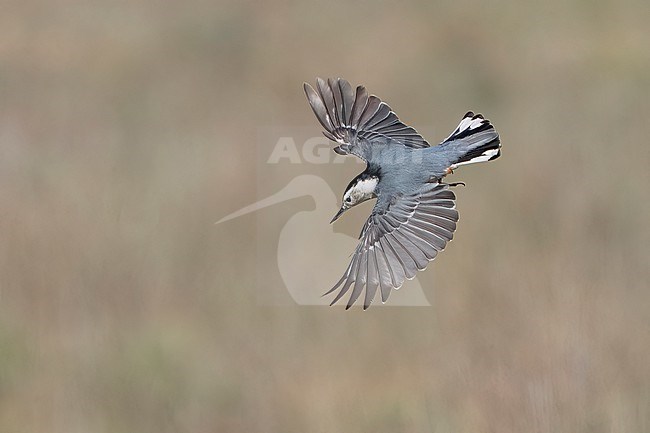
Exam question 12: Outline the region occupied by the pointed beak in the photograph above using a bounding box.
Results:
[330,206,346,224]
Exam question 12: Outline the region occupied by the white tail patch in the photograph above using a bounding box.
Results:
[450,148,500,169]
[443,112,489,143]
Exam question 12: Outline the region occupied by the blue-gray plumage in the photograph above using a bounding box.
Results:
[304,78,501,309]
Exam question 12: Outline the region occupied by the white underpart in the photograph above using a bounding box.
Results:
[344,176,378,204]
[450,148,500,169]
[356,177,378,195]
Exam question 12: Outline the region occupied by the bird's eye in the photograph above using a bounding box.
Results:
[345,197,352,203]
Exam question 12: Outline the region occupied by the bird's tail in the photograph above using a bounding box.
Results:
[440,111,501,169]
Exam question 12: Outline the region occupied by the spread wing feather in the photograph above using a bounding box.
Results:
[326,182,460,309]
[304,78,430,162]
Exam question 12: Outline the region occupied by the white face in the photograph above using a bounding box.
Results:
[343,177,378,207]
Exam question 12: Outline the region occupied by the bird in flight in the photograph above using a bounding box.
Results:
[304,78,501,309]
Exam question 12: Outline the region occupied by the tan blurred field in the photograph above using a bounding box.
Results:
[1,0,649,432]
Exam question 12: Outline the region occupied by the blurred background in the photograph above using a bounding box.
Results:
[1,0,649,432]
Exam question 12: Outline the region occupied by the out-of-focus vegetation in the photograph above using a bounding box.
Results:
[1,0,649,432]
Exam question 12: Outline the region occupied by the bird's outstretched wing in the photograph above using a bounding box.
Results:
[303,78,430,162]
[325,182,459,309]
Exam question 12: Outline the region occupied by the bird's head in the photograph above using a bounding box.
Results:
[330,172,379,223]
